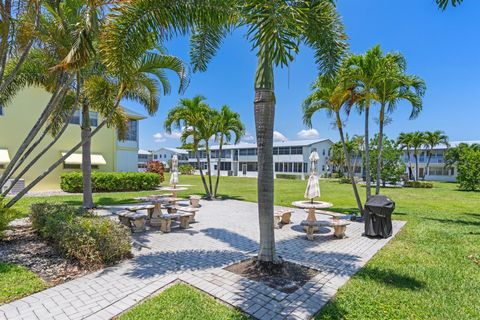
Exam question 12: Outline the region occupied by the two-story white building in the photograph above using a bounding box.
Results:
[138,147,188,171]
[186,139,333,179]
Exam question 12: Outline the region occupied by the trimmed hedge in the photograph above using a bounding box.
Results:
[276,174,301,180]
[404,181,433,188]
[31,203,131,267]
[60,172,160,193]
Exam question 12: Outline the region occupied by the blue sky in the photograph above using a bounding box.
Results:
[126,0,480,151]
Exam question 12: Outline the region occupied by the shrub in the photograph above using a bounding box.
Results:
[276,174,301,180]
[456,148,480,191]
[179,164,195,175]
[404,181,433,188]
[60,172,160,193]
[30,203,131,267]
[339,177,351,184]
[0,200,16,238]
[331,172,344,179]
[146,161,165,183]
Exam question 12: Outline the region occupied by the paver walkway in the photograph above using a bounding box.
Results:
[0,199,405,320]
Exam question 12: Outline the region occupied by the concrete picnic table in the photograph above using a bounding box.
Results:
[135,196,184,226]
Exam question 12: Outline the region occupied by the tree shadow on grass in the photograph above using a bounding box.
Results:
[355,266,425,290]
[423,217,480,227]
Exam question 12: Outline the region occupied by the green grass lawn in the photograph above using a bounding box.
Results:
[0,263,47,304]
[7,175,480,318]
[117,283,248,320]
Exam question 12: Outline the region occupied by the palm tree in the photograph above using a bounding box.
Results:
[397,132,414,180]
[165,96,212,197]
[213,105,245,198]
[303,72,363,214]
[374,54,426,194]
[104,0,346,265]
[409,131,426,181]
[345,46,384,201]
[424,130,449,179]
[436,0,463,10]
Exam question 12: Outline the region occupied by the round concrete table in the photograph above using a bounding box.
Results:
[135,196,183,226]
[292,200,333,223]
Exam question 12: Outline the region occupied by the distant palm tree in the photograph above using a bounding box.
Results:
[397,132,415,181]
[424,130,449,179]
[165,96,212,197]
[374,53,426,194]
[303,72,364,214]
[409,131,426,181]
[213,105,245,198]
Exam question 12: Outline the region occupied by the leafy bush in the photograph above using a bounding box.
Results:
[60,172,160,193]
[404,181,433,188]
[339,177,351,184]
[276,174,301,180]
[146,161,165,183]
[332,172,344,179]
[456,148,480,191]
[0,199,17,238]
[179,164,195,175]
[30,203,131,267]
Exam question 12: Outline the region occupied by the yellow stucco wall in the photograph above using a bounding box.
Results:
[0,87,117,191]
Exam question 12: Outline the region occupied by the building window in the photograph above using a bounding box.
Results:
[0,105,3,116]
[219,162,231,171]
[291,147,303,155]
[125,119,138,141]
[273,147,279,155]
[428,167,450,176]
[69,110,81,125]
[164,154,166,158]
[322,149,325,156]
[89,112,98,127]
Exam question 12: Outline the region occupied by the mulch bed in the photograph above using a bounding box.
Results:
[224,258,319,294]
[0,218,92,285]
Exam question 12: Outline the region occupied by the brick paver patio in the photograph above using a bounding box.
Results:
[0,199,405,320]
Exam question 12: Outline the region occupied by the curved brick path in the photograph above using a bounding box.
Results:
[0,200,405,320]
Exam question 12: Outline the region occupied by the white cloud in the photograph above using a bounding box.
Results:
[153,132,165,143]
[165,131,182,139]
[273,131,288,142]
[297,128,320,139]
[242,132,255,142]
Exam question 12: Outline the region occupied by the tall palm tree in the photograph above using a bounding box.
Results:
[409,131,426,181]
[165,96,212,197]
[436,0,463,10]
[397,132,414,180]
[103,0,346,264]
[303,72,363,214]
[374,54,426,194]
[345,46,384,201]
[213,105,245,198]
[424,130,449,179]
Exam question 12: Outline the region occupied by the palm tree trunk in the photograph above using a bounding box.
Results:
[213,135,224,198]
[205,141,213,196]
[375,105,385,194]
[194,143,210,198]
[337,114,363,214]
[0,0,11,86]
[424,149,433,180]
[364,104,371,201]
[255,88,280,264]
[407,147,413,180]
[415,154,419,181]
[81,103,94,209]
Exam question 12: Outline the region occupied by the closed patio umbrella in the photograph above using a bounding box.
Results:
[170,154,179,187]
[304,151,320,200]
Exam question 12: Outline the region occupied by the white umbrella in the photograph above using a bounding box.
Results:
[304,151,320,200]
[170,154,179,187]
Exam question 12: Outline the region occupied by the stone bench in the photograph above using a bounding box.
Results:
[274,209,293,228]
[174,206,200,222]
[300,220,350,240]
[189,195,201,208]
[127,205,155,219]
[159,213,194,233]
[117,211,148,233]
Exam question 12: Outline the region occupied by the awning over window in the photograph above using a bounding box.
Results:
[61,153,107,165]
[0,149,10,164]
